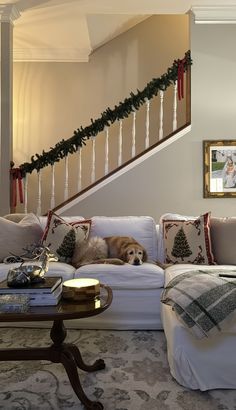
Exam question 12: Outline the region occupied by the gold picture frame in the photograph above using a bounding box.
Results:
[203,140,236,198]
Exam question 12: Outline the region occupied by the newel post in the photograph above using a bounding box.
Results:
[0,5,20,215]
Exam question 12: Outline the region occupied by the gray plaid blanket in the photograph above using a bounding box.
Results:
[161,269,236,338]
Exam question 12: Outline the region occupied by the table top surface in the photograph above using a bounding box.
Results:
[0,283,112,322]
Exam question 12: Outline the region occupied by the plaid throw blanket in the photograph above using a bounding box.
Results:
[161,269,236,339]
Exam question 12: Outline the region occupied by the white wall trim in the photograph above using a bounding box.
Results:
[57,124,191,215]
[192,6,236,24]
[0,4,20,23]
[13,48,90,62]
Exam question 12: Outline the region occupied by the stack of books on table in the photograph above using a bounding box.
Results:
[0,276,62,307]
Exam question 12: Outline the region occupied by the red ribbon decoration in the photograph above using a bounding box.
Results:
[177,58,186,101]
[10,168,24,208]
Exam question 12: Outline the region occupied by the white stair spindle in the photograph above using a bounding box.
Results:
[91,137,96,183]
[64,156,69,201]
[118,120,123,167]
[24,174,28,214]
[159,90,164,140]
[50,164,55,209]
[77,147,82,192]
[132,110,136,158]
[105,127,109,175]
[145,99,150,149]
[36,170,42,216]
[173,81,178,131]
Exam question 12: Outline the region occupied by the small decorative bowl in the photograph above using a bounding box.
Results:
[7,265,45,287]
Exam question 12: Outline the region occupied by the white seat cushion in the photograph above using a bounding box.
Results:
[75,262,164,290]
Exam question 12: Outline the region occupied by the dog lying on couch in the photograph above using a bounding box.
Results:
[72,236,148,268]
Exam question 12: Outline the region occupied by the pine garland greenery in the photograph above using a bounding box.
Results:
[17,50,192,176]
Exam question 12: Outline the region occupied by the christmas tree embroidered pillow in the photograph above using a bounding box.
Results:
[42,211,91,263]
[162,213,215,265]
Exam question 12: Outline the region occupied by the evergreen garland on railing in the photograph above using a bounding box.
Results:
[16,50,192,176]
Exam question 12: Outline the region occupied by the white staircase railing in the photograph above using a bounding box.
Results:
[10,52,191,215]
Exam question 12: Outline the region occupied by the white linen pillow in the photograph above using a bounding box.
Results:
[90,216,158,261]
[210,217,236,264]
[0,213,43,262]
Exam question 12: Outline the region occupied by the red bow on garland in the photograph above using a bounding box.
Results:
[10,167,24,208]
[177,57,186,101]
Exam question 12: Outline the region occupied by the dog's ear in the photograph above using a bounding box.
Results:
[117,247,127,262]
[142,247,148,262]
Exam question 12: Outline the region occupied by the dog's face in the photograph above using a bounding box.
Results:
[105,236,148,265]
[124,245,146,265]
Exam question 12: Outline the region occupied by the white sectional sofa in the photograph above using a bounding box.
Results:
[0,213,164,330]
[162,263,236,391]
[158,212,236,391]
[3,211,236,391]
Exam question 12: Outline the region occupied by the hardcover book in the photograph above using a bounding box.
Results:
[0,276,62,294]
[0,295,30,312]
[29,283,62,306]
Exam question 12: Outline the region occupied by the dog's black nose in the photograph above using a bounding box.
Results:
[133,259,140,265]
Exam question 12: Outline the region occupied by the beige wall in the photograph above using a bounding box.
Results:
[13,14,189,214]
[61,15,236,221]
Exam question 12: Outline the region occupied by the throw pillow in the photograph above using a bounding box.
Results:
[0,213,43,262]
[42,211,91,263]
[162,212,215,265]
[210,217,236,265]
[157,212,196,263]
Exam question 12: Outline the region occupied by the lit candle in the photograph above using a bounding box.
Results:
[62,278,100,301]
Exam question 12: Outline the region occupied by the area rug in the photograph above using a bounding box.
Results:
[0,328,235,410]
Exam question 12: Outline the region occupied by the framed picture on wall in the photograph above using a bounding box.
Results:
[203,140,236,198]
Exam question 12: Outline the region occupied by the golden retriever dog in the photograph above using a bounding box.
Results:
[104,236,147,265]
[72,236,147,268]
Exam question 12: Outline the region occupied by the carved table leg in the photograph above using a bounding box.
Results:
[67,344,105,372]
[50,319,67,346]
[61,349,103,410]
[49,320,105,409]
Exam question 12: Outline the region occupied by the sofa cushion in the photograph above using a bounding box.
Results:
[42,211,91,263]
[0,213,43,262]
[159,212,215,265]
[75,262,164,290]
[90,216,158,261]
[210,217,236,264]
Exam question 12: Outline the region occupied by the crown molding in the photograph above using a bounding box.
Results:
[192,5,236,24]
[0,4,20,23]
[13,48,90,62]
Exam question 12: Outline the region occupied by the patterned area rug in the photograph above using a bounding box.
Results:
[0,327,235,410]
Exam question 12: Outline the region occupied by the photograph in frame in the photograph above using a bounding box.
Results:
[203,140,236,198]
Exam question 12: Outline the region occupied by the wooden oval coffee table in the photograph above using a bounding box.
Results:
[0,283,112,410]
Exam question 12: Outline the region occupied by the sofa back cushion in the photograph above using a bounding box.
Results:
[90,216,158,261]
[0,213,43,262]
[210,217,236,264]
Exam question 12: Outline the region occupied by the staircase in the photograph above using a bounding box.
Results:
[11,51,192,215]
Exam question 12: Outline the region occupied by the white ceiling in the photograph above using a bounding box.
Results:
[2,0,236,62]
